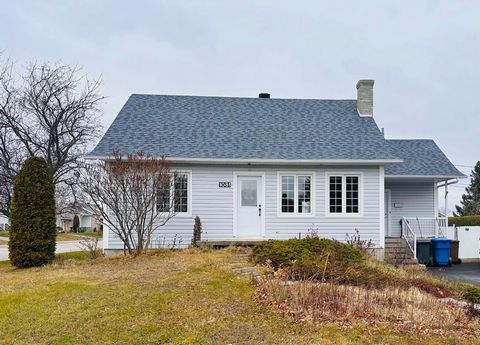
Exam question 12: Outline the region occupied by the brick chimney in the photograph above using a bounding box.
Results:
[356,80,374,116]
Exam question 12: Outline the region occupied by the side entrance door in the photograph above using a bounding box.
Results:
[384,189,391,236]
[236,175,263,239]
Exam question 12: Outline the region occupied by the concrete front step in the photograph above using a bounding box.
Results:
[385,248,410,253]
[384,237,417,265]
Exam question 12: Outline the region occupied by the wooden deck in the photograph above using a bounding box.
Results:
[196,239,266,248]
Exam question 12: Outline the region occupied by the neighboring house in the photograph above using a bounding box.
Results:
[57,211,102,233]
[0,215,8,230]
[88,80,465,258]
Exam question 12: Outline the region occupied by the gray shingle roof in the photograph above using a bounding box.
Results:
[90,94,463,178]
[90,94,398,161]
[385,140,465,177]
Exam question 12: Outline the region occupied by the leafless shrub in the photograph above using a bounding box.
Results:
[79,236,102,259]
[306,224,319,238]
[78,151,177,256]
[346,228,374,257]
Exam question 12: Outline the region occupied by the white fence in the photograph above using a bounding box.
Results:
[446,226,480,260]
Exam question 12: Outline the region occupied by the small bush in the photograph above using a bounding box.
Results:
[448,215,480,227]
[461,284,480,304]
[192,216,202,247]
[252,238,396,287]
[252,237,364,268]
[79,236,102,259]
[72,215,80,232]
[345,229,374,257]
[9,157,56,268]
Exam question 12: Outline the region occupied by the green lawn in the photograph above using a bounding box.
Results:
[81,231,102,237]
[0,251,89,267]
[0,248,476,344]
[0,230,99,242]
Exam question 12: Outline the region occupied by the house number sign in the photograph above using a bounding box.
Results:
[218,182,232,188]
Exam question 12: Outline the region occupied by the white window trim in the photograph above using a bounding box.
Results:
[277,171,316,217]
[325,172,364,217]
[157,170,192,217]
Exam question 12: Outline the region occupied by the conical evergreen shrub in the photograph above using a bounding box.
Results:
[73,215,80,232]
[9,157,56,268]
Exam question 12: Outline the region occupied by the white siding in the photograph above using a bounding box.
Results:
[106,165,382,249]
[385,180,435,237]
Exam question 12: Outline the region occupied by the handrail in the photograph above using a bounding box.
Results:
[401,217,417,259]
[402,217,447,238]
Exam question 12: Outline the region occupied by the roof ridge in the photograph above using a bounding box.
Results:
[129,93,357,102]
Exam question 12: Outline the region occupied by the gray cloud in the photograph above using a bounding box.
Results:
[1,0,478,212]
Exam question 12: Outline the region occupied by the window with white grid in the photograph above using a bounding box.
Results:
[281,175,295,213]
[173,173,189,213]
[329,176,342,213]
[279,173,314,215]
[297,175,311,214]
[346,176,359,213]
[157,172,190,214]
[327,174,361,215]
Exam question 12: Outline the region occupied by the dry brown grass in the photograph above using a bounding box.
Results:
[258,279,479,336]
[0,248,478,344]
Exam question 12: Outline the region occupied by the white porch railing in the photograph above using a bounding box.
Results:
[401,217,417,259]
[401,217,447,238]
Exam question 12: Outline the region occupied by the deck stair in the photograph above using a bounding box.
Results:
[385,237,418,266]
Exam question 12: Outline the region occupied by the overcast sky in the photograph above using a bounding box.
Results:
[1,1,479,213]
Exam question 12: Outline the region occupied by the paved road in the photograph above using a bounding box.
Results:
[0,240,102,261]
[428,263,480,287]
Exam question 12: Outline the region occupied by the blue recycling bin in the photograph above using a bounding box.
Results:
[431,238,451,266]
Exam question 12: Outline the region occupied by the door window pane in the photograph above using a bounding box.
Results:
[241,180,257,206]
[281,176,294,213]
[298,176,311,213]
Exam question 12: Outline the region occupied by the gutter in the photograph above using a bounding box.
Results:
[385,175,466,180]
[436,179,460,188]
[84,155,403,166]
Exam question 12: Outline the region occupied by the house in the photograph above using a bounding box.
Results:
[88,80,465,259]
[57,208,102,233]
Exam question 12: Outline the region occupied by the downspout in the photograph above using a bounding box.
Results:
[436,179,459,237]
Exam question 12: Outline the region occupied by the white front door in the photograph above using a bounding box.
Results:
[236,176,263,238]
[384,189,391,236]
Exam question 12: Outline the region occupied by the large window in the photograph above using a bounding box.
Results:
[173,174,189,212]
[279,173,313,215]
[157,172,190,214]
[346,176,359,213]
[327,174,361,215]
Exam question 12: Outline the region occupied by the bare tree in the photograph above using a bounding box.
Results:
[0,58,103,216]
[78,152,177,255]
